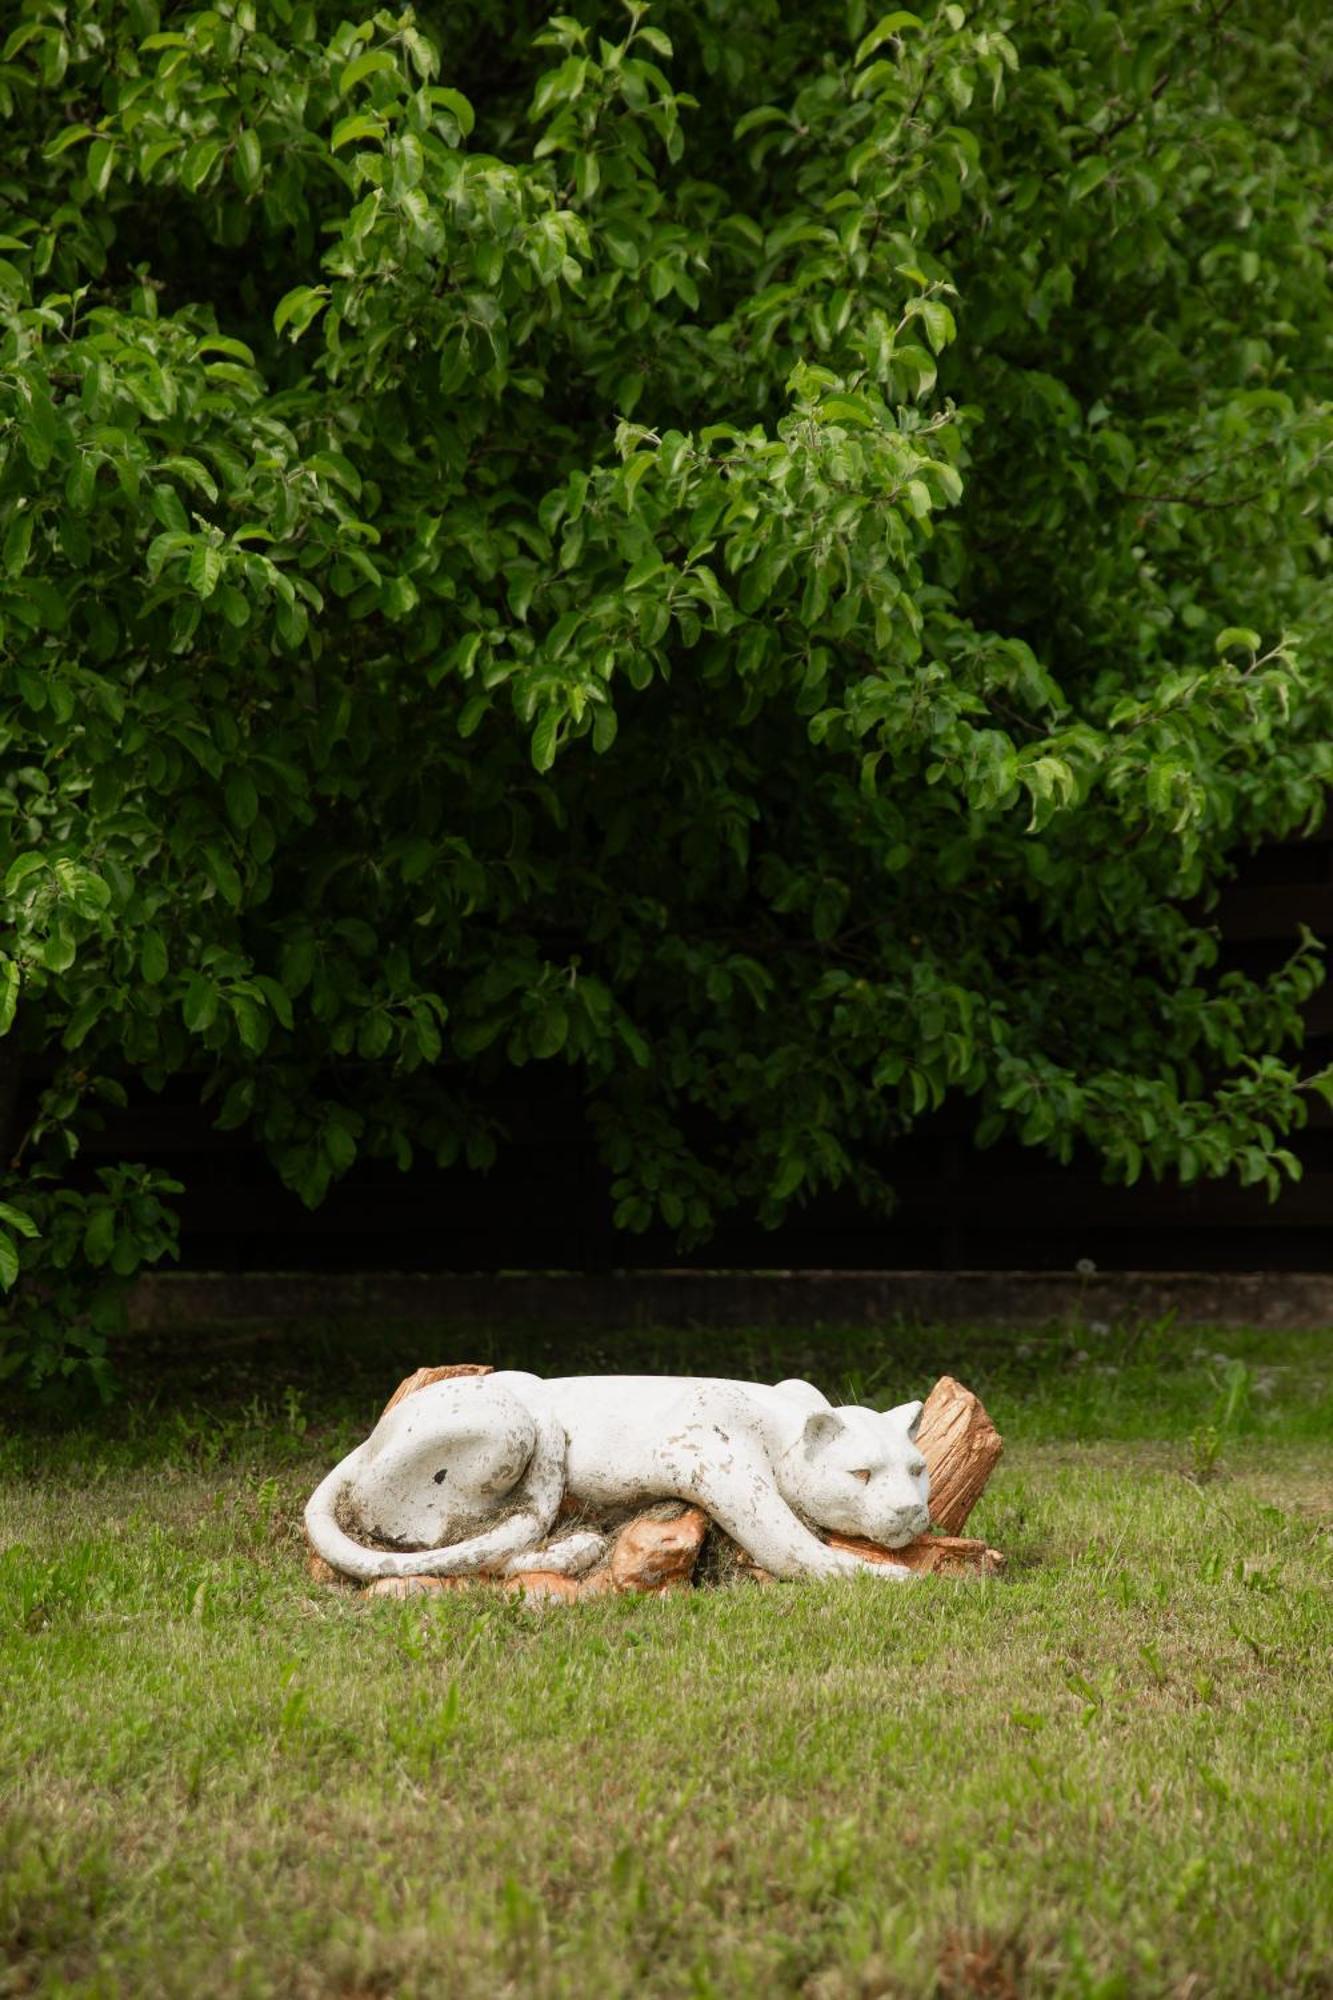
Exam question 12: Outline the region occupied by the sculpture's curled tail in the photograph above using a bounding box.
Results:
[303,1408,568,1583]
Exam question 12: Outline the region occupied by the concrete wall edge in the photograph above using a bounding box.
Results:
[125,1269,1333,1333]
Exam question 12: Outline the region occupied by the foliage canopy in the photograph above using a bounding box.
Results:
[2,0,1332,1386]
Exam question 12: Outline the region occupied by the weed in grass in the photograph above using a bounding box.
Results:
[1187,1359,1254,1485]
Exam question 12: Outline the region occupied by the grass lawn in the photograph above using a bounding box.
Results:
[1,1317,1330,1998]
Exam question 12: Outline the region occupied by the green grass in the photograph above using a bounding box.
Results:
[2,1319,1330,1998]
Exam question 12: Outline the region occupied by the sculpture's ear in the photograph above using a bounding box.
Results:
[802,1408,845,1453]
[886,1399,924,1443]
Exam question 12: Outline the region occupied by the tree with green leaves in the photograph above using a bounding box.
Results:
[2,0,1331,1390]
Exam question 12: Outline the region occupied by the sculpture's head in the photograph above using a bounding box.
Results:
[784,1399,930,1547]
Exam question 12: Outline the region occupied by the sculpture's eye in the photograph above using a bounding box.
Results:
[909,1459,926,1479]
[850,1468,872,1484]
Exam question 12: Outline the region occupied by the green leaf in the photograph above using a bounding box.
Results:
[280,935,316,997]
[179,138,224,193]
[381,574,419,619]
[624,552,666,590]
[855,11,924,64]
[83,1205,116,1267]
[0,1233,18,1290]
[255,975,294,1030]
[273,286,330,339]
[18,392,57,473]
[4,508,34,576]
[331,113,385,152]
[306,451,362,496]
[1215,627,1262,655]
[234,128,262,193]
[202,844,243,908]
[4,853,46,898]
[1069,155,1113,202]
[435,88,475,137]
[189,543,223,599]
[183,977,219,1033]
[0,1201,38,1238]
[226,771,259,829]
[529,1002,568,1058]
[915,299,957,353]
[323,1122,358,1172]
[140,929,169,985]
[0,960,18,1036]
[358,1011,394,1058]
[602,224,640,271]
[157,456,219,502]
[54,861,111,917]
[84,135,115,196]
[62,995,102,1049]
[531,708,560,773]
[592,704,618,753]
[43,123,97,160]
[42,926,77,973]
[340,48,398,94]
[230,994,269,1052]
[214,584,251,630]
[216,1080,255,1131]
[457,693,490,738]
[819,394,878,427]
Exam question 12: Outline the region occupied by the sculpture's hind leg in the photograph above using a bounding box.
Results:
[305,1409,569,1583]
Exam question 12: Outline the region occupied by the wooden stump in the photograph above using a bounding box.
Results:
[916,1374,1003,1534]
[607,1507,709,1593]
[307,1551,353,1589]
[379,1362,493,1419]
[502,1570,581,1604]
[363,1574,476,1599]
[827,1532,1004,1577]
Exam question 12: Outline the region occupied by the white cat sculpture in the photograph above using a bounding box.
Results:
[304,1371,931,1584]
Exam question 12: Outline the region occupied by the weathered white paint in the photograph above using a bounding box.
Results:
[304,1373,930,1584]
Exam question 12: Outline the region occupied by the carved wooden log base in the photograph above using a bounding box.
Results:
[362,1573,476,1599]
[826,1532,1005,1577]
[307,1551,352,1589]
[379,1363,494,1418]
[309,1367,1005,1599]
[501,1570,582,1603]
[735,1531,1004,1585]
[915,1373,1003,1534]
[609,1506,710,1591]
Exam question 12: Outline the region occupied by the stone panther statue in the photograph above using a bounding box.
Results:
[304,1371,930,1584]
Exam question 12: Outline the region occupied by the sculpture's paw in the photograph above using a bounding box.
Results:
[500,1530,607,1579]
